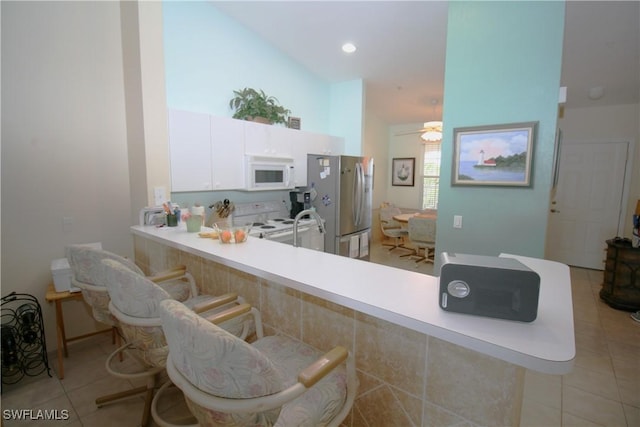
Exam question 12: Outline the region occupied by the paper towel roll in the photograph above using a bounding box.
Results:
[191,206,205,225]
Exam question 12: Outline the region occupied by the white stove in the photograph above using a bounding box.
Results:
[233,201,323,250]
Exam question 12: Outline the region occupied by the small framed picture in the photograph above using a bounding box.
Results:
[392,158,415,186]
[452,121,537,187]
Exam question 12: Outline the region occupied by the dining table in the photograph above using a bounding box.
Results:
[393,211,437,224]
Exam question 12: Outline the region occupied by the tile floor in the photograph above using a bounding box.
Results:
[1,243,638,426]
[518,266,639,427]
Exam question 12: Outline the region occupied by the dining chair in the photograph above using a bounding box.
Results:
[379,204,410,252]
[153,298,358,427]
[407,216,437,263]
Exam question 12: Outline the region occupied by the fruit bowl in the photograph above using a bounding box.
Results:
[214,222,252,244]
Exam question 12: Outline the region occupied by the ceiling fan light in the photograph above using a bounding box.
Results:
[423,121,442,132]
[421,130,442,141]
[421,121,443,141]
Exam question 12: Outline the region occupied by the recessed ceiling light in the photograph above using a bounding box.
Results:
[342,43,356,54]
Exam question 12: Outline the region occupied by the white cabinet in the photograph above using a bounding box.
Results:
[244,121,292,158]
[292,131,345,187]
[168,109,213,192]
[307,132,344,156]
[168,111,246,192]
[289,130,308,187]
[210,116,245,190]
[169,110,345,191]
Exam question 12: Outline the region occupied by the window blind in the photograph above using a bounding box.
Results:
[422,141,441,210]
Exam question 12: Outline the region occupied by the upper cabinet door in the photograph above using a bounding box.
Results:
[290,132,345,187]
[244,121,293,158]
[168,110,213,192]
[210,116,245,190]
[168,110,345,192]
[289,129,308,187]
[327,136,345,155]
[305,132,345,156]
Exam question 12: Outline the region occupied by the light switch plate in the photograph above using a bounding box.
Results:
[62,216,73,232]
[453,215,463,229]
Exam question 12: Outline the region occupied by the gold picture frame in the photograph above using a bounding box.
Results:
[452,121,537,187]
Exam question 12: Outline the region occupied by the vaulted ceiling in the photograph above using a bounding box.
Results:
[212,1,639,126]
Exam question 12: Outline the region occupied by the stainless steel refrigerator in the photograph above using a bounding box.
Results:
[307,154,373,260]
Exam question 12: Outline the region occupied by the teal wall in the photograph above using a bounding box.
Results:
[329,79,365,155]
[163,1,363,142]
[435,1,565,264]
[163,1,329,132]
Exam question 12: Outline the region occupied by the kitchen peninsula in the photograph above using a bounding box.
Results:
[131,225,575,426]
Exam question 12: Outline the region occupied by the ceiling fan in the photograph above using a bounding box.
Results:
[395,121,443,141]
[394,98,443,141]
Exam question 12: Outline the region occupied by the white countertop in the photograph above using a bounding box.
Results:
[132,225,575,374]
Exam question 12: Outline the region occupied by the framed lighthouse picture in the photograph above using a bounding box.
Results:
[452,121,537,187]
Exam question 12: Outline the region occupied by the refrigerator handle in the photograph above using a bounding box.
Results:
[353,162,363,226]
[358,162,367,226]
[359,162,366,224]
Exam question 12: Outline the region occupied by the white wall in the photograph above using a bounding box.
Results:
[363,107,390,210]
[385,123,427,210]
[1,2,133,349]
[363,106,392,242]
[124,1,172,215]
[558,103,640,237]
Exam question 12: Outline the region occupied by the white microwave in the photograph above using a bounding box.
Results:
[246,156,295,191]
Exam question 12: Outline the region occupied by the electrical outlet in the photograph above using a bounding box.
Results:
[453,215,463,229]
[154,187,166,207]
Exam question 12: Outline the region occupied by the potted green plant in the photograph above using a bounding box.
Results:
[228,88,291,125]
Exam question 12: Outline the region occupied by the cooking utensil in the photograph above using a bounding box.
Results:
[210,199,235,218]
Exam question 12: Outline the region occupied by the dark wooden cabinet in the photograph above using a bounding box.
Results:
[600,239,640,311]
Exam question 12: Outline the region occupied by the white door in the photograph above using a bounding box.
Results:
[546,141,629,269]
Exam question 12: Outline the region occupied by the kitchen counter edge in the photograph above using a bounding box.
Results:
[131,225,575,375]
